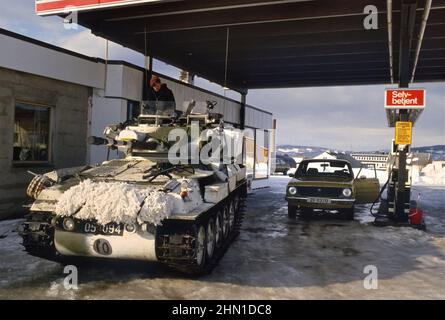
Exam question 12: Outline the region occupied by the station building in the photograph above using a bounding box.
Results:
[0,28,273,219]
[351,153,390,171]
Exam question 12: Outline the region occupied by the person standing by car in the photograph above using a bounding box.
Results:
[146,75,176,115]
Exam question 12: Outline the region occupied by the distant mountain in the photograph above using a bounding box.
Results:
[277,145,329,159]
[411,145,445,161]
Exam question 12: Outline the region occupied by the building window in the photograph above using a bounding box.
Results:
[13,102,51,163]
[127,100,141,121]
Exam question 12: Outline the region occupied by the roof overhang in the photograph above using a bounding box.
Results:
[36,0,169,16]
[36,0,445,91]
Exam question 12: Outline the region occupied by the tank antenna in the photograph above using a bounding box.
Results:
[223,27,230,111]
[104,39,109,90]
[144,26,148,80]
[144,25,152,80]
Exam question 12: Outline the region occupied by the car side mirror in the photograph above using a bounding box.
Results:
[288,173,295,178]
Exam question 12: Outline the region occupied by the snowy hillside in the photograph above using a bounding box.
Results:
[411,145,445,161]
[277,145,329,158]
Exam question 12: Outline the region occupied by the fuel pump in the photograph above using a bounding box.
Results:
[374,88,426,228]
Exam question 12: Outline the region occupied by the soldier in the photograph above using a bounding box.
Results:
[146,75,176,115]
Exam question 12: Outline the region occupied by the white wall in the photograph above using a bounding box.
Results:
[0,33,105,89]
[105,64,144,101]
[245,106,273,130]
[89,89,127,164]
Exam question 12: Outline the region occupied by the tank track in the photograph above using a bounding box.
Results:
[156,183,247,275]
[19,212,59,260]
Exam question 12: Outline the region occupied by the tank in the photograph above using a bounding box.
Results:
[19,101,247,274]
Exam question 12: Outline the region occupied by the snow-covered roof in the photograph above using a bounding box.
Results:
[408,152,432,166]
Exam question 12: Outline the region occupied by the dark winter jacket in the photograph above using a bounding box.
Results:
[146,83,176,115]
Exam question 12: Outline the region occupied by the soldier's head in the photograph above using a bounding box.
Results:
[149,75,162,92]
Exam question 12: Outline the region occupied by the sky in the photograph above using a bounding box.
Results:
[0,0,444,150]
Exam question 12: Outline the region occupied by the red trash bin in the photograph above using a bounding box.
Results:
[409,208,424,225]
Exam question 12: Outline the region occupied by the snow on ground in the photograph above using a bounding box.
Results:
[0,176,444,299]
[413,162,445,186]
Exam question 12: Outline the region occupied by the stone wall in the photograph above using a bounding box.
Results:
[0,67,90,219]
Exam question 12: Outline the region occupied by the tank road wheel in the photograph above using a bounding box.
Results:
[234,193,246,233]
[206,219,216,259]
[215,211,224,248]
[233,195,240,213]
[229,200,236,231]
[222,206,230,239]
[195,225,207,268]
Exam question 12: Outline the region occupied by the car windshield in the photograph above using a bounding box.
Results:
[296,160,352,178]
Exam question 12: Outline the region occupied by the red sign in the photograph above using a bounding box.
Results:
[385,89,426,109]
[36,0,162,15]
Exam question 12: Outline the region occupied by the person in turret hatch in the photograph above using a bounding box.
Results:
[146,75,176,115]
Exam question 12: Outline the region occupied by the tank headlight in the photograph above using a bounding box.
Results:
[63,218,75,231]
[146,138,159,150]
[141,223,155,234]
[342,188,352,197]
[288,187,297,195]
[125,223,136,233]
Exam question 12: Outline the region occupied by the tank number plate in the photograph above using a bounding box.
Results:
[82,222,124,236]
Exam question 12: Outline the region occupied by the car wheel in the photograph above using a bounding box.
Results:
[299,208,312,220]
[288,205,297,219]
[343,206,355,220]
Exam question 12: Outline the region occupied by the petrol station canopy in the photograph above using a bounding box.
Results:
[36,0,445,92]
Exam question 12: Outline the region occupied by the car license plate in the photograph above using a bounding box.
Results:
[307,197,331,204]
[82,222,124,236]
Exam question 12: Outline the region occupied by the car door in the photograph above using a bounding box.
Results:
[353,177,380,204]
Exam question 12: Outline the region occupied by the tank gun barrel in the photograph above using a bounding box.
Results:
[87,136,109,146]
